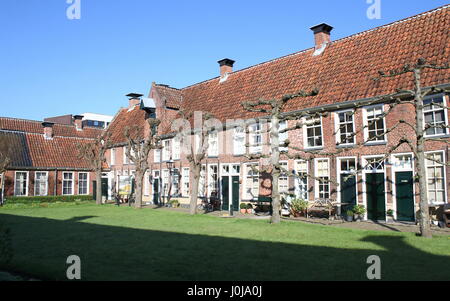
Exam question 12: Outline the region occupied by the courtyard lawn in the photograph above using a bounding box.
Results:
[0,203,449,281]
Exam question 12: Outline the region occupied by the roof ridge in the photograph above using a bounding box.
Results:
[181,4,449,91]
[0,116,102,131]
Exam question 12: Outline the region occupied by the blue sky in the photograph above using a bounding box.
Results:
[0,0,448,121]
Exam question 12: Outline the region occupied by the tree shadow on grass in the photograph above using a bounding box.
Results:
[0,214,448,281]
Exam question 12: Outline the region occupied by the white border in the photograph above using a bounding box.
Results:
[34,171,48,196]
[62,172,75,196]
[361,155,388,221]
[14,171,29,197]
[390,153,415,221]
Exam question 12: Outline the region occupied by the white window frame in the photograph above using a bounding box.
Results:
[244,163,259,200]
[62,172,75,196]
[335,109,356,146]
[123,146,129,164]
[172,137,181,160]
[423,94,449,137]
[279,121,288,152]
[314,158,330,199]
[208,132,219,157]
[143,170,150,196]
[161,169,170,197]
[154,149,161,163]
[249,123,262,154]
[363,104,387,144]
[278,161,289,194]
[162,140,171,161]
[303,116,324,150]
[14,171,29,197]
[208,164,219,196]
[294,160,309,201]
[199,165,207,198]
[233,126,246,156]
[34,171,48,197]
[182,167,190,197]
[425,150,447,205]
[78,172,89,195]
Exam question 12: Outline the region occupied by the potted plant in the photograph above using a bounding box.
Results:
[240,203,247,214]
[345,210,354,222]
[170,200,180,208]
[290,199,309,217]
[385,209,394,221]
[352,205,366,222]
[246,203,254,214]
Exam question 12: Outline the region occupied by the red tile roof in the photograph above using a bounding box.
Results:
[178,5,449,121]
[0,117,103,170]
[107,105,148,145]
[152,84,183,109]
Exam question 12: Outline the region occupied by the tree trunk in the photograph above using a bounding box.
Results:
[189,163,201,215]
[270,113,281,224]
[95,170,102,205]
[134,170,144,209]
[414,68,432,238]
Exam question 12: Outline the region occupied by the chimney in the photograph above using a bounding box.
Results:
[42,122,54,140]
[73,115,84,131]
[218,58,235,77]
[126,93,143,108]
[310,23,333,51]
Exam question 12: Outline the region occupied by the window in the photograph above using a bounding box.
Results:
[208,132,219,157]
[198,165,206,197]
[315,159,330,199]
[279,121,288,152]
[172,168,180,196]
[279,162,289,194]
[162,140,171,161]
[245,163,259,200]
[14,172,28,196]
[233,127,245,155]
[426,152,446,204]
[364,105,386,143]
[249,123,262,153]
[162,170,170,196]
[336,110,355,145]
[208,165,219,196]
[154,149,161,163]
[34,172,48,196]
[123,146,129,164]
[144,171,150,196]
[304,116,323,148]
[340,158,357,173]
[295,161,308,200]
[78,172,89,195]
[182,168,190,197]
[62,172,74,195]
[364,157,385,172]
[172,137,181,160]
[424,95,448,136]
[111,148,116,165]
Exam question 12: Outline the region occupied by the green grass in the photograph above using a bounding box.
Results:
[0,204,449,281]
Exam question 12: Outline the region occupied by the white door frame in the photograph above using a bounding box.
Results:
[390,153,415,221]
[361,155,388,221]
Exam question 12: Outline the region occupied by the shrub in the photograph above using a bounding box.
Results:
[290,199,309,214]
[247,203,253,209]
[386,209,394,216]
[169,199,180,208]
[352,205,366,216]
[240,203,247,210]
[346,210,354,217]
[5,195,94,204]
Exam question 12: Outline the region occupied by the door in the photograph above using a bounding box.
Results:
[366,173,386,220]
[340,174,357,214]
[221,176,230,211]
[101,178,108,200]
[395,171,415,222]
[232,176,240,211]
[153,178,160,205]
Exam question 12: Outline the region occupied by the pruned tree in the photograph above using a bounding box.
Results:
[373,58,450,238]
[0,135,10,175]
[242,89,319,224]
[175,110,213,215]
[77,132,112,205]
[124,118,162,209]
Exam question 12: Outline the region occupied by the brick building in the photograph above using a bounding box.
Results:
[107,6,449,221]
[0,116,103,200]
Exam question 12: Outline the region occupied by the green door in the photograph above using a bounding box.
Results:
[232,176,240,211]
[153,179,160,205]
[395,171,415,222]
[221,177,230,211]
[101,178,108,199]
[366,173,386,220]
[340,174,357,214]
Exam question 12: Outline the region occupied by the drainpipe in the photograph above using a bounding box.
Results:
[54,169,58,196]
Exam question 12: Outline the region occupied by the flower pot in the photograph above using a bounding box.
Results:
[346,215,353,222]
[246,209,253,214]
[240,209,247,214]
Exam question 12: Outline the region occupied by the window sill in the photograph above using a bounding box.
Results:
[424,134,450,139]
[304,147,324,151]
[364,141,387,146]
[335,144,356,149]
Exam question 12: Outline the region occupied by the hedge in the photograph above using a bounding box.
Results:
[5,195,94,204]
